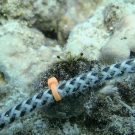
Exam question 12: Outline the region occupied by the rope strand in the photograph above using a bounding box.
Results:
[0,59,135,130]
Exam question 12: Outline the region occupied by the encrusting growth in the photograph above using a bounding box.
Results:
[0,59,135,130]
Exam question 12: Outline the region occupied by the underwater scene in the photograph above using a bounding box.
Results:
[0,0,135,134]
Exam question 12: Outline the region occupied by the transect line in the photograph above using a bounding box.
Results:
[0,59,135,130]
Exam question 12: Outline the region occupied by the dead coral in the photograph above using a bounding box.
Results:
[103,3,120,32]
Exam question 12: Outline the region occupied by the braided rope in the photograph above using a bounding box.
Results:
[0,59,135,130]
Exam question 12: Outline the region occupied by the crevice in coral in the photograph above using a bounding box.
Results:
[0,71,7,85]
[41,29,58,40]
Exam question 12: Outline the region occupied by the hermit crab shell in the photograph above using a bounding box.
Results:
[31,57,99,118]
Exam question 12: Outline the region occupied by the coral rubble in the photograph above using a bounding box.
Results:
[0,0,135,134]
